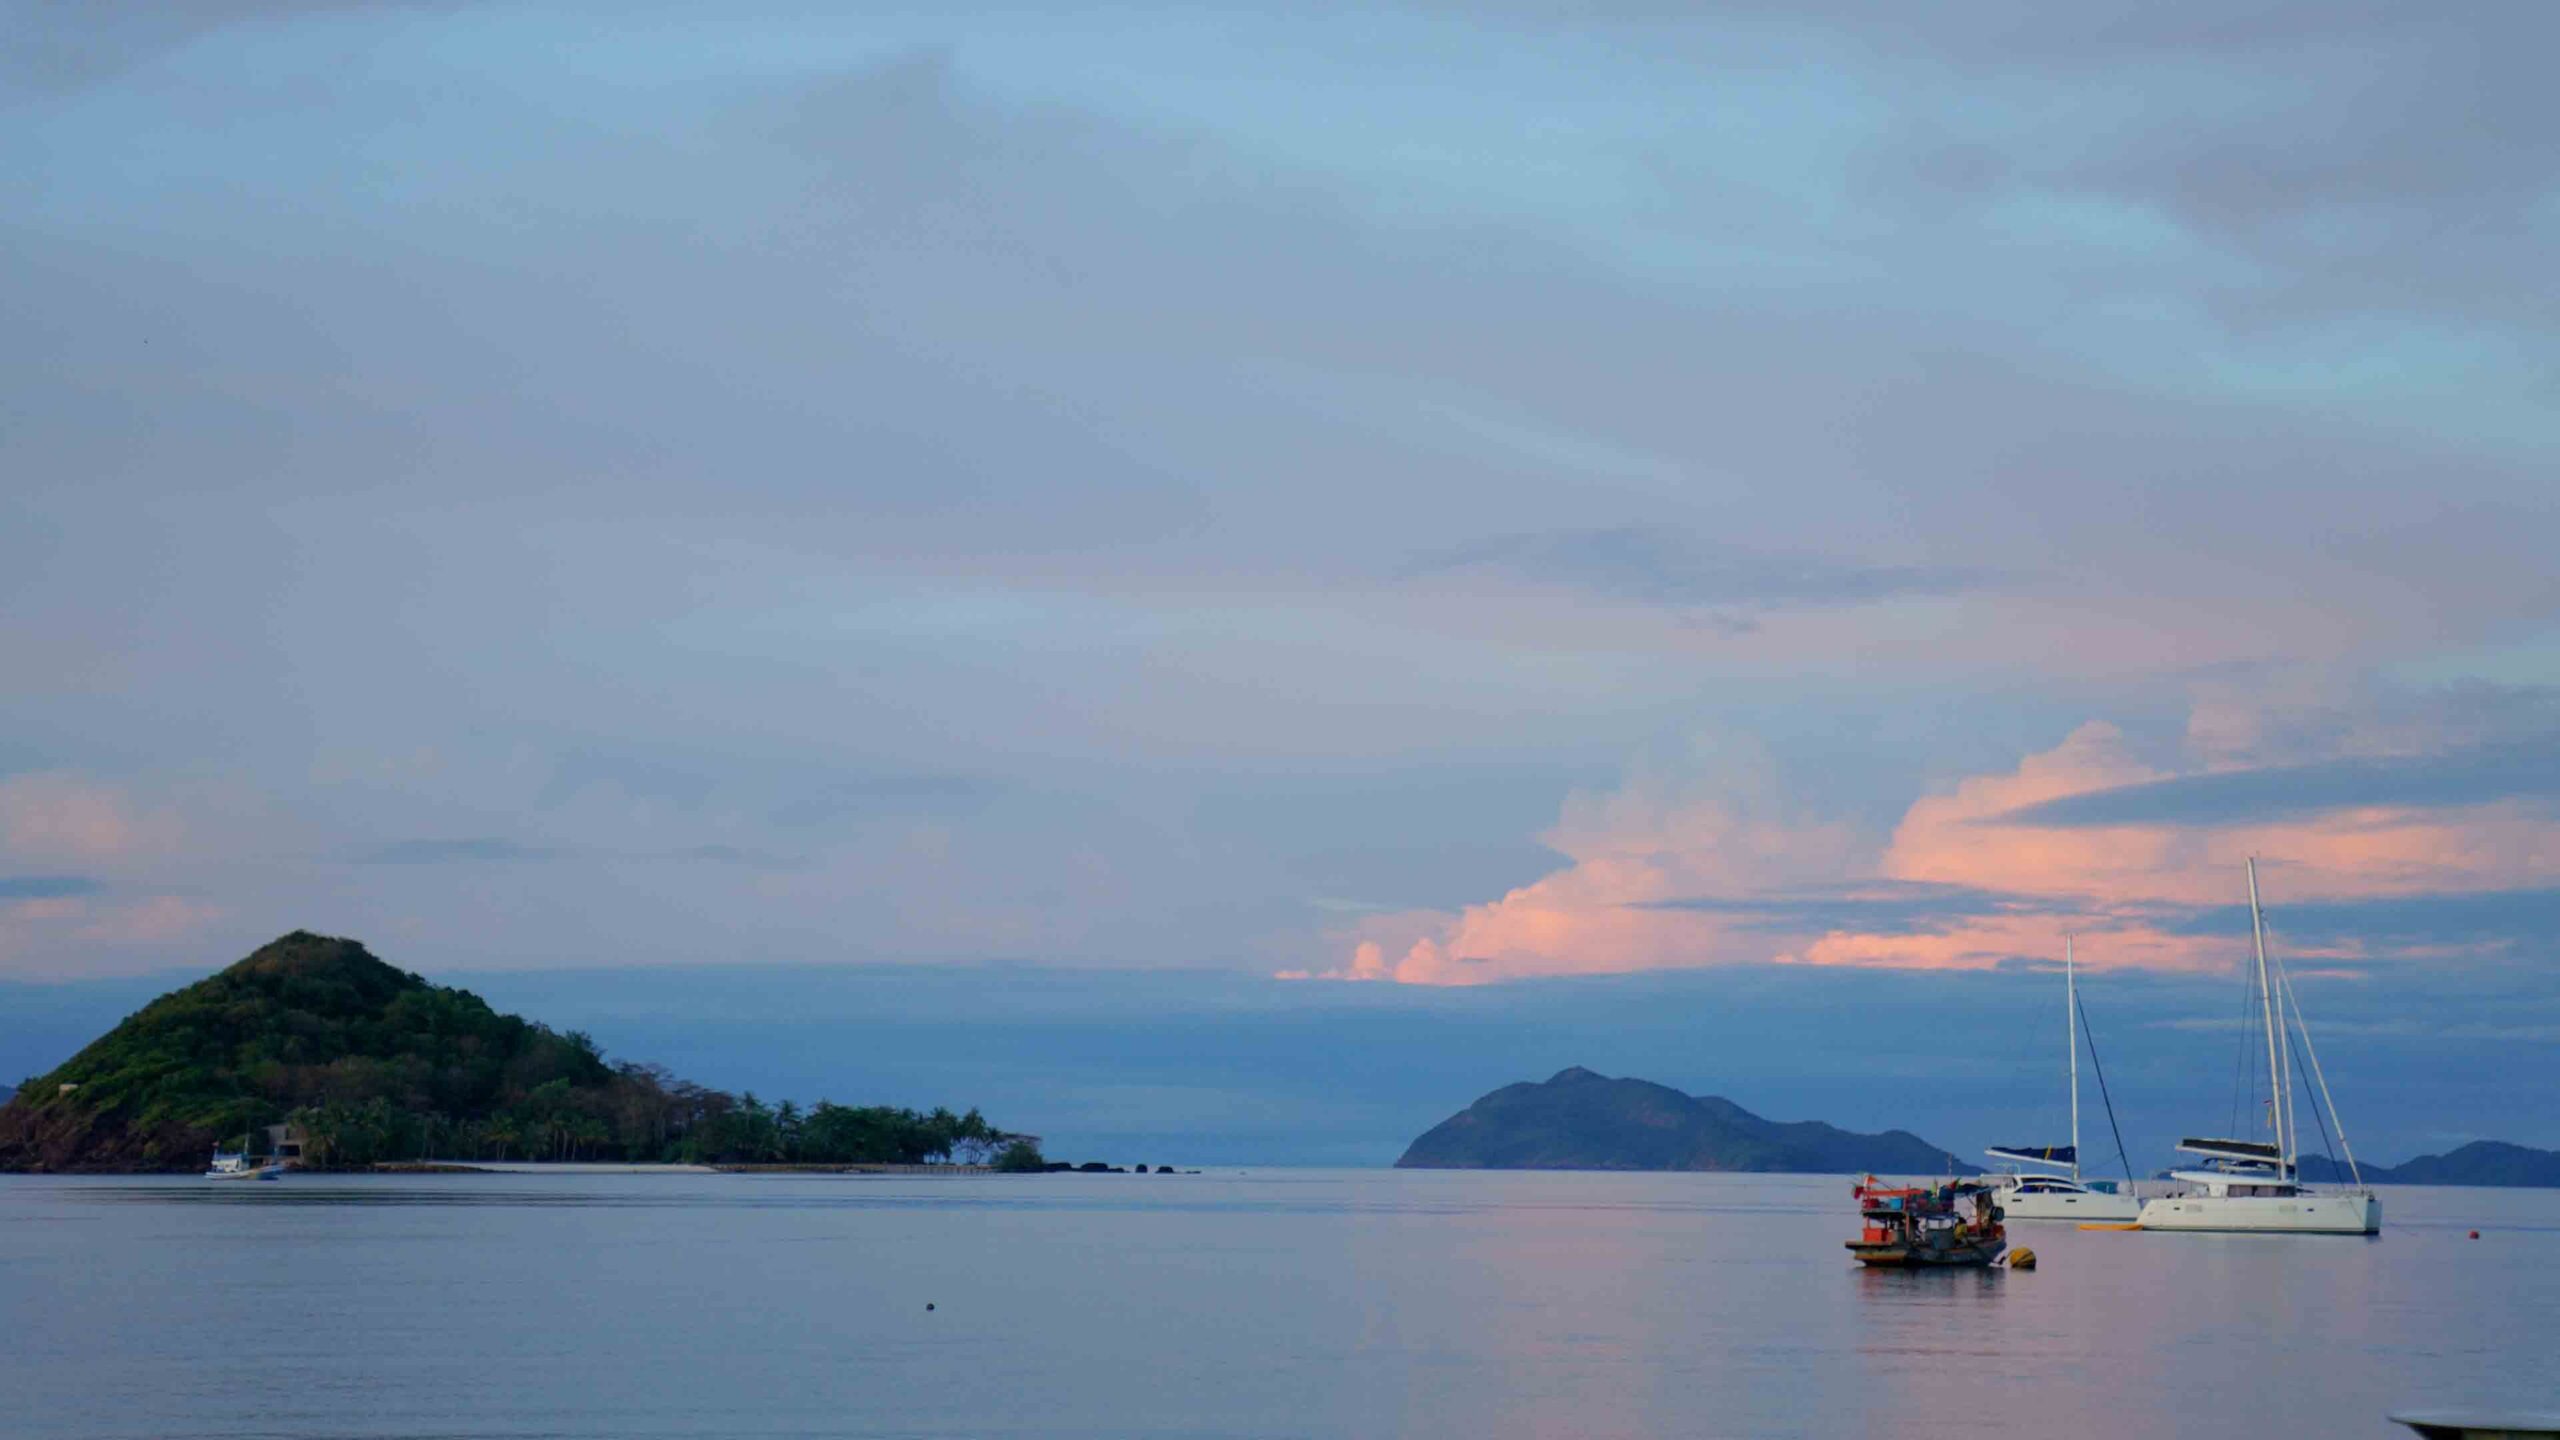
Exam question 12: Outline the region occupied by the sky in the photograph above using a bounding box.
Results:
[4,2,2557,1165]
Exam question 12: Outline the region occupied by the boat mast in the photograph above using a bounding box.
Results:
[2247,858,2291,1174]
[2066,933,2080,1183]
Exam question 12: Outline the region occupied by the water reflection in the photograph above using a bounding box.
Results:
[1,1172,2552,1439]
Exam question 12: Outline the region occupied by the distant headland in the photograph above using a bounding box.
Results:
[0,931,1046,1175]
[2298,1142,2560,1189]
[1397,1066,1973,1174]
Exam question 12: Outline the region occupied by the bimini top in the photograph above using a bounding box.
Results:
[2177,1137,2283,1164]
[1986,1144,2075,1169]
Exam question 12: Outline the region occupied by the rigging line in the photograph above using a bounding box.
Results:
[2228,938,2258,1140]
[2074,990,2137,1183]
[2257,932,2336,1174]
[2287,997,2338,1174]
[2275,948,2366,1190]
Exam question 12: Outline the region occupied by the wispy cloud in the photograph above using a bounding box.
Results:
[769,775,987,828]
[0,875,103,901]
[0,0,446,93]
[345,838,796,869]
[348,838,560,865]
[669,844,795,869]
[1998,739,2560,827]
[1412,525,1988,617]
[2161,886,2560,948]
[1639,881,2076,936]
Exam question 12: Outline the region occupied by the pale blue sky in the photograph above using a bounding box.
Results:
[4,2,2556,1161]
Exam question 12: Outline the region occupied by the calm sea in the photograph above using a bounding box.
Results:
[3,1169,2552,1438]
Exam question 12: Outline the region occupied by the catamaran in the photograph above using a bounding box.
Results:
[2136,860,2380,1235]
[1986,936,2141,1222]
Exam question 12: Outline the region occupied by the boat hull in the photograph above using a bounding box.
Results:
[1844,1238,2006,1268]
[2002,1189,2142,1223]
[204,1164,284,1181]
[2136,1192,2379,1234]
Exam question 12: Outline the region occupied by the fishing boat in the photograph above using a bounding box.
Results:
[2136,860,2379,1235]
[1986,936,2142,1222]
[205,1134,284,1181]
[1845,1177,2006,1267]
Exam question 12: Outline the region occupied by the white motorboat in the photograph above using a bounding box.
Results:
[2135,861,2379,1235]
[206,1140,284,1181]
[1996,1169,2141,1221]
[1986,936,2142,1222]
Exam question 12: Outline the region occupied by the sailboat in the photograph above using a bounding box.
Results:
[2136,860,2380,1235]
[1985,936,2142,1222]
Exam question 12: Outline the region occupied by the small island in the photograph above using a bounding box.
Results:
[0,931,1045,1174]
[1397,1066,1973,1174]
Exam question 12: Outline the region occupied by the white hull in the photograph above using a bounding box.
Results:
[2137,1191,2379,1234]
[204,1162,283,1181]
[2003,1188,2142,1223]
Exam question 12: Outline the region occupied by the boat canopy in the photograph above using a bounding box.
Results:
[2177,1137,2282,1164]
[1986,1144,2075,1168]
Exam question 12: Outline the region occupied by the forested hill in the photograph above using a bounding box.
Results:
[1396,1066,1972,1174]
[0,931,1031,1173]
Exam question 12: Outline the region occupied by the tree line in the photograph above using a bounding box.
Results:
[283,1059,1037,1169]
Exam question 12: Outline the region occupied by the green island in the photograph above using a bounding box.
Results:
[0,931,1046,1174]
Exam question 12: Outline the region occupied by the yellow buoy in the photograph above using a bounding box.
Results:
[2076,1221,2143,1231]
[2008,1247,2037,1270]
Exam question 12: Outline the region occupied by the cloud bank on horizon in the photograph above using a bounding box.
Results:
[1292,690,2560,983]
[3,3,2557,1004]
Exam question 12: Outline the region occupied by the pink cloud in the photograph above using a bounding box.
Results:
[1277,938,1393,982]
[1289,740,1868,985]
[1289,705,2560,985]
[0,772,180,863]
[74,895,225,946]
[0,893,226,978]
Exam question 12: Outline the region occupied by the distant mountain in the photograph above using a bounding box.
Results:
[1396,1066,1974,1175]
[2298,1141,2560,1188]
